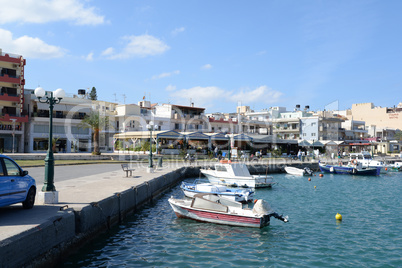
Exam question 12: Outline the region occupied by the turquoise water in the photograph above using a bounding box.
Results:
[62,172,401,267]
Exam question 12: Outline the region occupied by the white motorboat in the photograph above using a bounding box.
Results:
[180,180,254,203]
[349,152,389,173]
[168,193,288,228]
[200,162,274,188]
[284,166,314,176]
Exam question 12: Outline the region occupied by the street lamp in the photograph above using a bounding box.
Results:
[34,87,65,193]
[10,118,16,153]
[225,134,233,161]
[312,139,315,159]
[146,121,158,172]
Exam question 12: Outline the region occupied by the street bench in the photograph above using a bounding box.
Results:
[121,164,135,177]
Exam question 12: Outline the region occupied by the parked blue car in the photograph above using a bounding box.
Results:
[0,155,36,209]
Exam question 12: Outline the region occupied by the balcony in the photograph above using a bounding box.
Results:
[0,93,20,102]
[0,74,21,84]
[0,113,28,123]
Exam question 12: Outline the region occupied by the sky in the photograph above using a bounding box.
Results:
[1,0,401,113]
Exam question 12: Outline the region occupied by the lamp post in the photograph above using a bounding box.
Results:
[34,87,65,192]
[225,134,233,161]
[10,118,16,153]
[312,139,315,159]
[146,122,158,172]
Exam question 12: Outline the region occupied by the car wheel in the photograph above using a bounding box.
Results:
[23,187,36,209]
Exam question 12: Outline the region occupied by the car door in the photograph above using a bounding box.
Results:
[0,160,10,206]
[3,158,26,203]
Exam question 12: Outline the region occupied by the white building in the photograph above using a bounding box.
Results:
[24,89,93,153]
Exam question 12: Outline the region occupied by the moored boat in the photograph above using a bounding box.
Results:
[180,180,254,203]
[318,161,381,176]
[200,162,274,188]
[168,193,288,228]
[349,152,389,173]
[284,166,314,176]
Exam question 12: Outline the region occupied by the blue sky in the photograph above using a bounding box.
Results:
[1,0,401,113]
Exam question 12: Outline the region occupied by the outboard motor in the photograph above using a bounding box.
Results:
[304,167,314,175]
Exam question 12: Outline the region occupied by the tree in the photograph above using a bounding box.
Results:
[394,131,402,141]
[89,87,97,100]
[80,112,106,155]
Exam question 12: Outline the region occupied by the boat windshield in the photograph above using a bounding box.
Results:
[363,155,372,160]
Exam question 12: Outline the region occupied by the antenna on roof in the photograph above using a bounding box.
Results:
[122,94,126,104]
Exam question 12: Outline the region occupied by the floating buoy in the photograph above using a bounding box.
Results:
[314,186,316,189]
[335,213,342,221]
[319,174,324,177]
[385,167,387,171]
[308,178,311,181]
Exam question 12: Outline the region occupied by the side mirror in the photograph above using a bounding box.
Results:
[22,170,29,176]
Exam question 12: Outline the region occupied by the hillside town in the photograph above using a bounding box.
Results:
[1,49,402,157]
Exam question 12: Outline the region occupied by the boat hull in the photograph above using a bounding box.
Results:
[284,166,312,176]
[168,198,269,228]
[202,172,274,188]
[180,182,254,202]
[319,163,381,176]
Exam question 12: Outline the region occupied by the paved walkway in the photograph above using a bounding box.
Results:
[0,162,193,242]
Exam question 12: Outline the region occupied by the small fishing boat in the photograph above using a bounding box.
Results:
[318,161,381,176]
[180,180,254,203]
[168,193,288,228]
[284,166,314,176]
[349,152,389,173]
[200,162,274,188]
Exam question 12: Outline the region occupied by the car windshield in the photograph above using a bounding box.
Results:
[4,159,20,176]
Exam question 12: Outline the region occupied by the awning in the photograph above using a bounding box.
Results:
[206,133,229,141]
[309,140,324,147]
[349,143,371,145]
[233,133,253,141]
[298,140,311,146]
[156,130,183,139]
[185,131,210,140]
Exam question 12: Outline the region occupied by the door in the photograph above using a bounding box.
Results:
[0,161,10,206]
[3,158,26,202]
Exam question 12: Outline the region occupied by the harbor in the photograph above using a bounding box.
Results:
[62,168,401,267]
[1,154,401,267]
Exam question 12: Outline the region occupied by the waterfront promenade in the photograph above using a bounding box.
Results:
[0,160,201,267]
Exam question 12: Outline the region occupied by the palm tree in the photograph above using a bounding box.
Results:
[80,112,106,155]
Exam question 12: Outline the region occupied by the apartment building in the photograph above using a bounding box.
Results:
[346,102,402,130]
[0,49,27,153]
[24,89,93,153]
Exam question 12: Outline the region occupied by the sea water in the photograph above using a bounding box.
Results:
[62,172,401,267]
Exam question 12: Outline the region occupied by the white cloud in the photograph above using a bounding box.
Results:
[0,0,105,25]
[103,34,170,59]
[172,27,185,36]
[170,85,283,109]
[165,85,176,91]
[152,70,180,80]
[201,64,212,70]
[0,28,66,59]
[84,52,94,61]
[170,86,229,108]
[229,86,282,104]
[101,47,114,56]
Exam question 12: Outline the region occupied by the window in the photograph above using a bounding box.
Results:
[216,165,227,172]
[3,159,20,176]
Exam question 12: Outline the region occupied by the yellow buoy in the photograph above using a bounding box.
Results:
[335,213,342,221]
[314,186,316,189]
